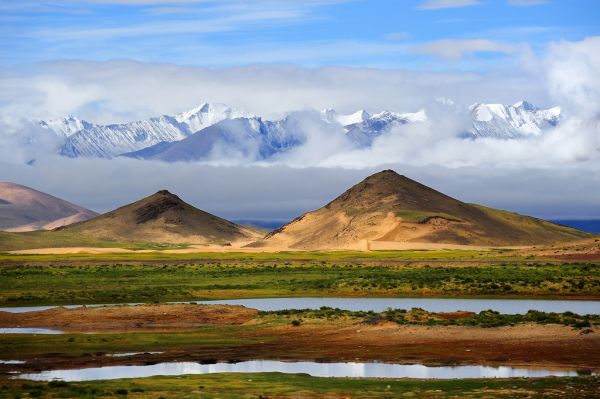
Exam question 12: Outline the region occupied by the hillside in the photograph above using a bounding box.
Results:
[252,170,590,249]
[0,182,98,232]
[56,190,261,245]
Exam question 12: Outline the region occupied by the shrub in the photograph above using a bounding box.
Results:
[291,319,302,327]
[115,388,128,395]
[574,320,591,328]
[48,381,69,388]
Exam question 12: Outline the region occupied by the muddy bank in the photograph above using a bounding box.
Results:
[0,304,256,332]
[0,304,598,373]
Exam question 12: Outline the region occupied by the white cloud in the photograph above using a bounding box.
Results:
[415,39,517,60]
[418,0,481,10]
[544,36,600,119]
[0,59,547,125]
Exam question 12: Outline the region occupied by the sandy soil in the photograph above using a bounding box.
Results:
[8,247,154,254]
[522,237,600,261]
[0,304,257,332]
[8,240,526,254]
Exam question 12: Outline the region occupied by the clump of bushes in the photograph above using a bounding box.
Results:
[262,307,598,329]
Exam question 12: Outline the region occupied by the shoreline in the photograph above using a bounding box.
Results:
[1,304,598,373]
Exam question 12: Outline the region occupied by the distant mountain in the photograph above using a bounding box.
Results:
[40,103,252,158]
[38,100,560,162]
[57,190,261,244]
[250,170,588,250]
[0,182,98,232]
[39,116,94,138]
[123,115,305,162]
[324,109,427,147]
[468,101,560,139]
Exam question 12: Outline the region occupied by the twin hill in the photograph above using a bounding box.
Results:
[0,170,592,251]
[252,170,589,250]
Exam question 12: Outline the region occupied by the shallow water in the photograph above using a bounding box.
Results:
[1,298,598,314]
[0,328,63,334]
[18,360,584,381]
[106,352,163,357]
[194,297,600,314]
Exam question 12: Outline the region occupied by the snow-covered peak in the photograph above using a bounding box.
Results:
[372,109,427,123]
[39,116,93,137]
[469,101,561,138]
[175,102,253,133]
[402,109,428,122]
[513,100,536,111]
[323,109,370,126]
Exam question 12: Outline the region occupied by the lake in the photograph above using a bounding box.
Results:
[1,297,598,315]
[17,360,586,381]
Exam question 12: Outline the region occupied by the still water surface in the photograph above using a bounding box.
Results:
[194,297,600,314]
[1,298,598,314]
[0,328,62,334]
[18,360,583,381]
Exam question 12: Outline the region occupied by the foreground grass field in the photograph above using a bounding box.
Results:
[2,374,599,398]
[0,261,598,306]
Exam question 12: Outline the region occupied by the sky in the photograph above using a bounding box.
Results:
[1,0,598,68]
[0,0,599,221]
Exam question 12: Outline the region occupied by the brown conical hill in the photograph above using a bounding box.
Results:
[254,170,590,249]
[59,190,261,245]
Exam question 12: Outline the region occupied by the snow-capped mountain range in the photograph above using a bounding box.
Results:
[38,100,561,162]
[469,101,560,139]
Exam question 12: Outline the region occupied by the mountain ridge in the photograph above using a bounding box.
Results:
[38,100,561,161]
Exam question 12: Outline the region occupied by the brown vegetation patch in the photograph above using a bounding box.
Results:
[0,304,257,332]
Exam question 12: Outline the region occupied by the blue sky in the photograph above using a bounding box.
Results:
[1,0,598,68]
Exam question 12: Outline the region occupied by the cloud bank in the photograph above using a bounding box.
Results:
[0,37,599,219]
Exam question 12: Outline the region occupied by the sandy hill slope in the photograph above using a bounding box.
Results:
[57,190,261,245]
[0,182,98,232]
[252,170,590,249]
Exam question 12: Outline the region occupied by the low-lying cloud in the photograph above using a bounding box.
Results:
[0,37,599,219]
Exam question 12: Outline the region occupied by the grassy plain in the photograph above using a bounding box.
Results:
[0,249,598,397]
[0,261,599,306]
[1,374,598,399]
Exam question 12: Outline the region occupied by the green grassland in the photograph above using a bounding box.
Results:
[2,374,600,399]
[0,262,598,306]
[0,247,535,262]
[1,374,599,399]
[0,231,190,252]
